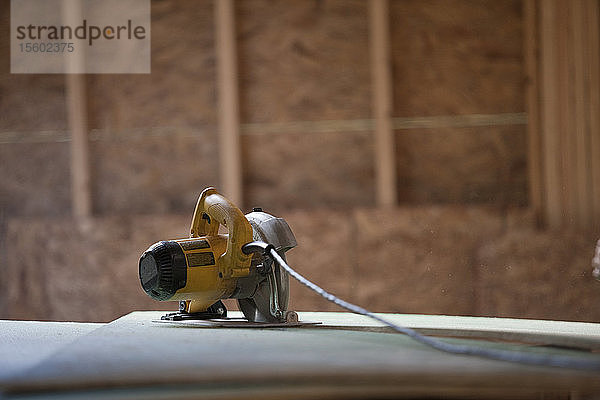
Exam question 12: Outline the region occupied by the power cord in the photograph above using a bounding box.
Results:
[242,241,600,371]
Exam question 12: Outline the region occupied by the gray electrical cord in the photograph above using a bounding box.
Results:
[242,241,600,371]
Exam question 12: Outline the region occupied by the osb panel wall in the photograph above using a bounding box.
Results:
[0,1,71,218]
[395,126,527,205]
[390,0,527,205]
[237,0,375,209]
[237,0,371,123]
[391,0,524,116]
[0,1,67,132]
[478,229,600,322]
[90,135,219,215]
[0,144,71,217]
[87,1,217,130]
[0,0,529,218]
[0,1,220,218]
[87,0,219,215]
[3,207,599,323]
[350,207,505,316]
[241,132,375,212]
[2,215,190,322]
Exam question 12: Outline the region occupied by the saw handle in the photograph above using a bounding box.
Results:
[190,187,253,277]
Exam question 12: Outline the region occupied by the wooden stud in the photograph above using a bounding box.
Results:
[63,0,91,218]
[215,0,243,207]
[535,0,600,230]
[557,1,575,228]
[369,0,397,207]
[571,0,592,228]
[66,74,92,218]
[587,0,600,230]
[539,0,562,229]
[523,0,544,226]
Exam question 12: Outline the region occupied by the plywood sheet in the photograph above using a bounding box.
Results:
[352,206,504,315]
[0,0,67,132]
[90,134,219,214]
[2,312,599,398]
[298,312,600,350]
[241,131,375,210]
[2,216,189,322]
[152,311,600,350]
[237,0,371,123]
[87,1,217,130]
[390,0,524,117]
[0,143,71,217]
[395,126,528,205]
[0,321,101,380]
[477,229,600,322]
[284,209,356,312]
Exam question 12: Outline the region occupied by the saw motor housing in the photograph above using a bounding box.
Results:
[139,187,296,322]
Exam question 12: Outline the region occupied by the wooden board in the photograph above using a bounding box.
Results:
[536,0,600,229]
[151,311,600,350]
[1,312,599,399]
[299,312,600,350]
[0,320,101,381]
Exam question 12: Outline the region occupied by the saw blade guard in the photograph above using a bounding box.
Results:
[238,210,297,322]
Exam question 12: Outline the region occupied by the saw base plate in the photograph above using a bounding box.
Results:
[152,317,320,328]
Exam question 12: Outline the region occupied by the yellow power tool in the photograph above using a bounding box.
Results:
[139,187,297,322]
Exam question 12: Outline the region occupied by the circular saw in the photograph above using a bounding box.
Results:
[138,187,297,323]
